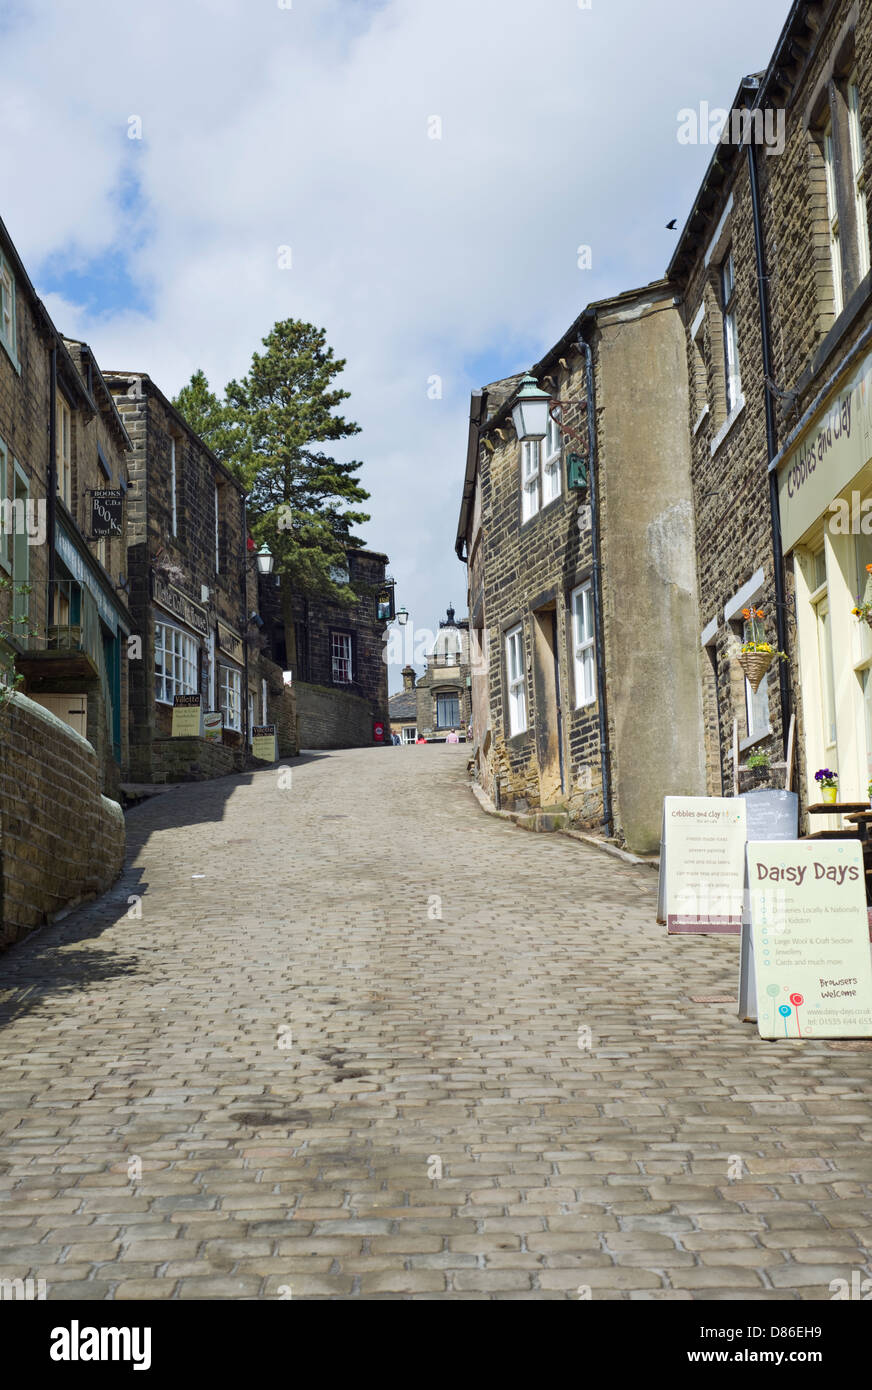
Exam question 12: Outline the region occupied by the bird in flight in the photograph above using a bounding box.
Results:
[666,219,677,230]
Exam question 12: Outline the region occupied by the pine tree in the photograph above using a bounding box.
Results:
[174,323,370,674]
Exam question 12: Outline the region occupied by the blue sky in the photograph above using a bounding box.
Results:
[0,0,792,689]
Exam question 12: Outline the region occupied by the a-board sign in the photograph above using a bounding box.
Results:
[171,694,203,738]
[737,792,799,1021]
[659,797,747,933]
[747,839,872,1038]
[203,711,223,743]
[251,725,278,762]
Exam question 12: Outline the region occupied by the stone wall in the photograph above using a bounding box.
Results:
[295,681,377,749]
[0,692,124,949]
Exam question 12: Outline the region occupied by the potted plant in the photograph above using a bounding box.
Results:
[736,608,786,693]
[852,565,872,627]
[815,767,839,804]
[745,750,771,786]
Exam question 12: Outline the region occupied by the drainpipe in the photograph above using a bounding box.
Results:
[577,337,613,838]
[746,108,791,755]
[47,346,58,625]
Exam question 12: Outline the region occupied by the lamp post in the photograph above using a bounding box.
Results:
[510,374,589,494]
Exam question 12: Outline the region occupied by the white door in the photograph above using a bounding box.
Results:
[29,692,88,738]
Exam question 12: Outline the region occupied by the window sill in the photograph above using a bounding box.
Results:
[0,335,21,376]
[709,396,745,456]
[693,403,710,436]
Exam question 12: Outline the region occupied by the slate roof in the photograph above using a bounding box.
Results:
[389,689,418,720]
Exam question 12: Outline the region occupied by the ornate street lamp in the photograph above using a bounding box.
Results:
[397,607,409,626]
[256,545,274,576]
[510,374,551,442]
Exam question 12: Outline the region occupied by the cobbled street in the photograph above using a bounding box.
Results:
[1,745,871,1301]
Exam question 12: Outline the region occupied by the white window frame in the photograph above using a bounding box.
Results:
[0,436,9,572]
[248,689,255,743]
[214,482,220,573]
[720,249,741,415]
[542,411,562,506]
[154,621,199,705]
[0,253,18,368]
[521,440,541,523]
[402,725,418,745]
[331,630,352,684]
[848,74,871,281]
[219,663,242,731]
[56,393,72,508]
[824,120,845,316]
[169,436,178,537]
[505,623,527,736]
[571,582,596,708]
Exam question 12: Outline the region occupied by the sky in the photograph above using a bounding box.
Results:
[1,0,792,692]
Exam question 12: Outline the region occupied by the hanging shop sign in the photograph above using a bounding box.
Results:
[251,725,278,762]
[777,346,872,551]
[658,796,747,934]
[89,489,123,538]
[153,576,209,636]
[172,694,203,738]
[216,620,243,664]
[747,839,872,1038]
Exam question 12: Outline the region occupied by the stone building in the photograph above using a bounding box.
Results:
[0,218,133,797]
[388,666,420,743]
[456,282,707,853]
[671,0,872,815]
[258,546,391,749]
[414,606,472,742]
[0,214,128,944]
[103,370,293,781]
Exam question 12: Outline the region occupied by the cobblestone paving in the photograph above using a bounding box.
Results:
[2,745,872,1300]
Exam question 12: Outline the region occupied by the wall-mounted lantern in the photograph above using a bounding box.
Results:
[510,374,551,441]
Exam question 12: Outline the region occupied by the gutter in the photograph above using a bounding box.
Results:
[455,390,486,560]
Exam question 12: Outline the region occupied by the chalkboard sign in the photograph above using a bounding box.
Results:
[739,789,799,840]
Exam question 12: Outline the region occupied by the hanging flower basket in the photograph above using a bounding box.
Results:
[737,649,774,693]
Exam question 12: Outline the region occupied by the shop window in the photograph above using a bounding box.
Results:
[219,664,242,731]
[402,726,418,745]
[154,622,198,703]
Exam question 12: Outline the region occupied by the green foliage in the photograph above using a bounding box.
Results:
[746,751,771,771]
[173,322,370,605]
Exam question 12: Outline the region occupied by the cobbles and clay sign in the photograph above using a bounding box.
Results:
[659,796,746,934]
[748,839,872,1038]
[172,694,203,738]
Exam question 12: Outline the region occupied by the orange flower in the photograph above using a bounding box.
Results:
[866,564,872,573]
[742,607,751,620]
[755,609,764,618]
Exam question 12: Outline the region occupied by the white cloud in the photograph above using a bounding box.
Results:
[1,0,789,688]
